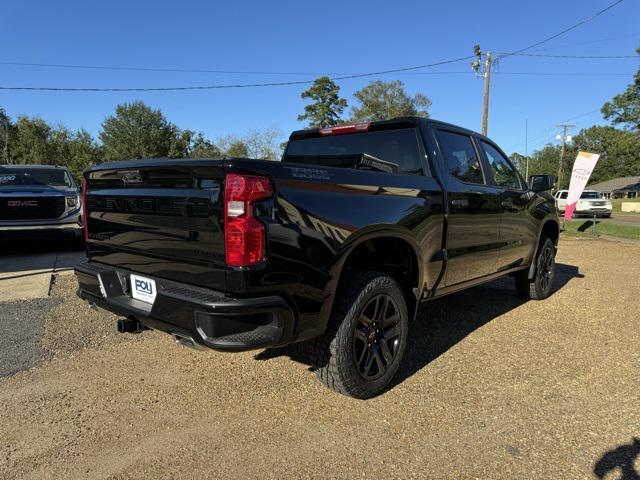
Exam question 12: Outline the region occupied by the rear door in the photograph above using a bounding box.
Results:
[432,128,502,286]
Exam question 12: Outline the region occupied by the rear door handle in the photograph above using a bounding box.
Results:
[451,199,469,208]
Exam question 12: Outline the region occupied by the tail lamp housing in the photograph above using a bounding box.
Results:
[224,174,272,267]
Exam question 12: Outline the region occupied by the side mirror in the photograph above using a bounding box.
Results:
[529,174,555,193]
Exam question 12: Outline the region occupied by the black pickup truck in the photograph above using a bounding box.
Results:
[75,117,559,398]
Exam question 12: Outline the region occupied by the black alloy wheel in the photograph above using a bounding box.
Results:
[352,294,402,380]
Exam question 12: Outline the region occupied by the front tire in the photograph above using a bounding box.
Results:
[515,237,556,300]
[309,270,408,399]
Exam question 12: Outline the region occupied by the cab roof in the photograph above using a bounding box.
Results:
[289,117,483,141]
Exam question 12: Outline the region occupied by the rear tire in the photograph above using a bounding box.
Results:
[515,237,556,300]
[308,270,408,399]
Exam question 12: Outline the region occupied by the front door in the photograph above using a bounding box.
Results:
[433,128,502,287]
[477,139,537,271]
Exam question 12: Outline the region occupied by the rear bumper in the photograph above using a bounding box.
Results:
[74,261,296,352]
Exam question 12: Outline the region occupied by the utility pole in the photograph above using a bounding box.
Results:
[525,119,529,181]
[556,124,574,189]
[481,52,492,136]
[471,45,493,136]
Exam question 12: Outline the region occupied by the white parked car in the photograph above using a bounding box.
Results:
[555,190,612,218]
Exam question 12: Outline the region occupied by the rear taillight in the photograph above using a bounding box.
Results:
[224,174,272,267]
[81,178,88,242]
[319,122,370,136]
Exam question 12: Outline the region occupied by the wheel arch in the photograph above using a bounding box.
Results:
[527,217,560,280]
[320,229,424,327]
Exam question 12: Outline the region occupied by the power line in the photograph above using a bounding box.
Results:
[0,54,475,92]
[529,32,640,53]
[499,0,626,59]
[504,109,601,152]
[516,113,603,153]
[0,60,349,76]
[500,52,638,59]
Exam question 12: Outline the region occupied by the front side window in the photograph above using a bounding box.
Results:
[436,130,484,184]
[560,192,568,199]
[481,141,520,189]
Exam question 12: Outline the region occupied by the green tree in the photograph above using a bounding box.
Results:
[226,140,249,158]
[216,128,283,160]
[189,132,223,159]
[12,116,53,164]
[525,144,564,185]
[509,152,530,177]
[350,80,431,122]
[572,125,640,184]
[601,46,640,131]
[100,101,188,161]
[50,127,101,180]
[243,128,282,160]
[0,107,16,164]
[298,76,347,127]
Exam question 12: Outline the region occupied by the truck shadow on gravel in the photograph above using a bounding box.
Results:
[255,263,583,392]
[594,438,640,479]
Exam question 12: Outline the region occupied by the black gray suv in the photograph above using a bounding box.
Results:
[0,165,83,244]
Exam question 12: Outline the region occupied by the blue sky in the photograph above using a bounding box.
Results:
[1,0,639,155]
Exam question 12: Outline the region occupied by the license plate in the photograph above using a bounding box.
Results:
[130,274,157,304]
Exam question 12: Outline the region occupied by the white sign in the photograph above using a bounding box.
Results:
[130,274,157,305]
[564,151,600,221]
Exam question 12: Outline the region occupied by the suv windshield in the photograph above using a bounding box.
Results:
[284,128,423,174]
[0,168,73,188]
[580,191,601,199]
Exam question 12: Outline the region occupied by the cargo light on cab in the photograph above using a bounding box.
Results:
[319,122,370,136]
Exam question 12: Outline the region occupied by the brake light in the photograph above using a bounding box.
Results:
[81,178,88,242]
[224,174,272,267]
[319,122,370,136]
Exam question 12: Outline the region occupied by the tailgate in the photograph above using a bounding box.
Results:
[85,160,227,289]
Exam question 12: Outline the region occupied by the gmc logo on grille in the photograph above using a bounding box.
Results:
[7,200,38,207]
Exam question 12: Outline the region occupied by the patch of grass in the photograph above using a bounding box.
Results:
[562,219,640,240]
[611,198,640,213]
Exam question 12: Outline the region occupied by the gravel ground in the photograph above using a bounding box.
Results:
[0,297,59,377]
[0,236,639,479]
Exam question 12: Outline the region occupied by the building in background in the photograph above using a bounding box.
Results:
[588,176,640,199]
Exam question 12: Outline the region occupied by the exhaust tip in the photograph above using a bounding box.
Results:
[173,334,206,351]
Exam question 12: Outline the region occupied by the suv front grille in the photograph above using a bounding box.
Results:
[0,196,66,220]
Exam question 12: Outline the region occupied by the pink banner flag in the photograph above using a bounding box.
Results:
[564,151,600,222]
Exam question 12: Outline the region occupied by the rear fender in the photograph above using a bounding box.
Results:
[317,227,425,328]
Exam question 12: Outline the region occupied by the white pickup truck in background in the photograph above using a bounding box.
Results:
[555,190,612,218]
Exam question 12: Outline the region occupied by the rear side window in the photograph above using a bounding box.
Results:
[480,141,521,189]
[284,128,423,174]
[436,130,484,184]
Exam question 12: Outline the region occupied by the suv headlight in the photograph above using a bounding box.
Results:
[66,195,79,209]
